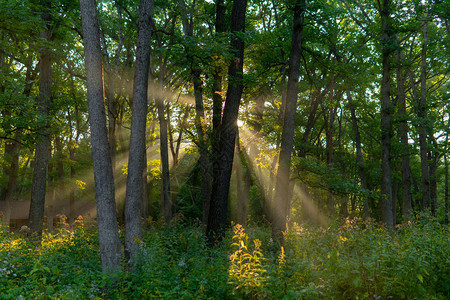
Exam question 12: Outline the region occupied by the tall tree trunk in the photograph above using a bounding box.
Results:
[67,71,80,221]
[124,0,153,262]
[178,0,212,226]
[418,14,430,210]
[379,0,394,228]
[207,0,247,245]
[47,146,55,231]
[203,0,226,226]
[209,1,226,223]
[429,145,438,215]
[392,175,398,225]
[55,136,65,210]
[346,91,370,218]
[212,0,226,136]
[68,143,76,220]
[79,0,122,274]
[157,100,172,223]
[142,121,156,219]
[395,49,412,222]
[235,133,248,227]
[324,105,337,218]
[272,0,305,242]
[192,69,212,226]
[445,152,449,224]
[445,121,449,223]
[29,1,52,235]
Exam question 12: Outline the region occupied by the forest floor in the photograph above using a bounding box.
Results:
[0,215,448,299]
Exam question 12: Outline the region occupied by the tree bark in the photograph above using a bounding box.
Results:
[29,0,52,235]
[324,105,337,218]
[395,49,412,222]
[212,0,226,136]
[192,69,212,226]
[79,0,122,274]
[445,121,449,223]
[209,1,226,224]
[272,0,305,242]
[379,0,394,228]
[429,138,439,215]
[157,100,172,223]
[67,71,80,221]
[55,136,65,209]
[235,133,247,227]
[445,152,449,224]
[207,0,247,245]
[346,90,370,218]
[124,0,154,262]
[418,14,430,210]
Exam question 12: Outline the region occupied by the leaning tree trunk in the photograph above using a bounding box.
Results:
[379,0,394,228]
[272,0,305,242]
[79,0,122,274]
[124,0,154,262]
[29,0,52,235]
[207,0,247,245]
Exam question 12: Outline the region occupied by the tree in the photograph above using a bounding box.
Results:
[347,90,370,218]
[28,0,53,235]
[79,0,122,274]
[178,0,212,226]
[395,48,412,222]
[272,0,305,241]
[124,0,154,261]
[207,0,247,245]
[417,8,431,210]
[378,0,394,228]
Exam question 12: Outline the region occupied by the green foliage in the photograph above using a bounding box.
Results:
[228,224,267,299]
[0,216,448,299]
[0,223,101,299]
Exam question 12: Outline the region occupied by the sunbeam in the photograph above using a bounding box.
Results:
[238,122,329,227]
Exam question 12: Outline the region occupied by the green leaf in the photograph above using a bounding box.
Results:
[416,274,423,283]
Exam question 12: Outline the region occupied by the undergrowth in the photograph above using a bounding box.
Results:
[0,215,448,299]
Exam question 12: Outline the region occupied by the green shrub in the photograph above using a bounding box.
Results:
[0,216,448,299]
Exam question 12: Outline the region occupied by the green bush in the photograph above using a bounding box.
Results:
[0,216,448,299]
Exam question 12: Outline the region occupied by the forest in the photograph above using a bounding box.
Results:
[0,0,449,298]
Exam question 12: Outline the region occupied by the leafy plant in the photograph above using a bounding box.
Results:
[228,224,267,299]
